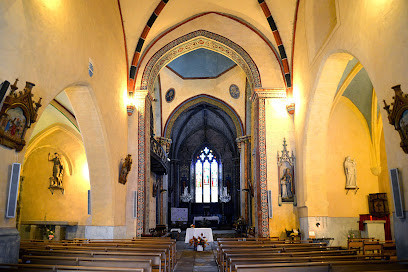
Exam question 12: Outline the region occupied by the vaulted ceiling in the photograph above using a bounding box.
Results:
[170,102,239,160]
[120,0,298,66]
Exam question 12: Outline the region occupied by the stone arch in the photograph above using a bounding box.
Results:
[63,84,116,228]
[300,52,357,215]
[300,51,387,220]
[140,30,261,92]
[163,94,244,139]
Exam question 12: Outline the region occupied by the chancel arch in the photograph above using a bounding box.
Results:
[139,30,262,93]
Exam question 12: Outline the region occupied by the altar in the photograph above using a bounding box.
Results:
[185,227,214,243]
[193,216,219,225]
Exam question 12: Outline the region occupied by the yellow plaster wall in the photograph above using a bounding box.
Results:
[326,98,379,217]
[0,0,127,228]
[378,130,393,213]
[159,66,246,133]
[293,0,408,215]
[20,125,90,224]
[265,99,298,237]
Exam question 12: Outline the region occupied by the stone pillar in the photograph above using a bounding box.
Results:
[251,89,286,237]
[236,136,251,221]
[232,157,240,221]
[133,90,153,236]
[0,228,20,263]
[155,137,172,226]
[126,90,139,238]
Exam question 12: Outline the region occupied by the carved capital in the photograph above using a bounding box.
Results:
[252,88,286,102]
[236,135,251,151]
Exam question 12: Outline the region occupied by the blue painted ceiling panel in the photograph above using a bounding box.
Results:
[167,48,236,78]
[342,68,373,132]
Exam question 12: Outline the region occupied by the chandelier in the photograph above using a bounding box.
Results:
[219,187,231,203]
[180,187,193,202]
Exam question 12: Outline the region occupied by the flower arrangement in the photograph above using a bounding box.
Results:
[189,233,208,250]
[190,224,195,228]
[46,228,54,240]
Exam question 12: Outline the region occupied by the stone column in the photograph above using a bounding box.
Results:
[236,136,251,221]
[133,90,153,236]
[233,157,239,221]
[155,137,172,226]
[251,89,286,237]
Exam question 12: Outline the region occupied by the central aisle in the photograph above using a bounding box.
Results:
[174,241,218,272]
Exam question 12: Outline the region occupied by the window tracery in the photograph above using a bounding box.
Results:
[195,147,219,203]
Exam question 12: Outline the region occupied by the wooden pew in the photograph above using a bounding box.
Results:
[233,259,408,272]
[22,255,154,272]
[221,250,359,272]
[0,263,145,271]
[21,249,164,272]
[227,254,386,272]
[217,244,331,268]
[21,244,170,271]
[21,238,176,271]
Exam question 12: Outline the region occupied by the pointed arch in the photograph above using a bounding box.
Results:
[140,30,261,92]
[163,94,244,139]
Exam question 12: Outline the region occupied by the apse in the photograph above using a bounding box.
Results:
[168,101,241,226]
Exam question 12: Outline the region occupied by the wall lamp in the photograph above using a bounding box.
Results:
[286,102,295,115]
[127,91,135,116]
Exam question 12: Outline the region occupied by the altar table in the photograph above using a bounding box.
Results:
[193,216,220,225]
[185,228,214,243]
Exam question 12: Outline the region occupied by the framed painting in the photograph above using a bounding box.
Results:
[0,79,42,151]
[384,85,408,154]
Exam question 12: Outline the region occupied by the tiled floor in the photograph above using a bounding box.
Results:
[174,241,219,272]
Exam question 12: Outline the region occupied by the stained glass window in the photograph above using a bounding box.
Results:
[195,147,219,203]
[195,160,203,203]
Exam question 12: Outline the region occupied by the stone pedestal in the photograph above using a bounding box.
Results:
[0,228,20,263]
[361,220,385,241]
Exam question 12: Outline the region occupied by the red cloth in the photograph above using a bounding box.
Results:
[359,214,391,241]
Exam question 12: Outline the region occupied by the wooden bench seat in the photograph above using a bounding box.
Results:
[21,239,175,271]
[21,255,156,272]
[21,249,164,272]
[220,250,359,272]
[0,263,145,271]
[218,245,339,267]
[227,254,387,272]
[233,260,408,272]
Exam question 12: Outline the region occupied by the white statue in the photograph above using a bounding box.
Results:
[344,156,357,189]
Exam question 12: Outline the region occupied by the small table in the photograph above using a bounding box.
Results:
[185,228,213,243]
